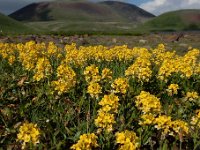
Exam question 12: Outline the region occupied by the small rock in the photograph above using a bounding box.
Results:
[179,43,188,47]
[112,38,117,43]
[139,39,147,44]
[63,37,69,40]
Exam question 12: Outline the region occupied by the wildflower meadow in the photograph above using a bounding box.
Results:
[0,41,200,149]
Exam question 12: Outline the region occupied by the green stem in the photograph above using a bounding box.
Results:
[87,98,91,133]
[180,140,182,150]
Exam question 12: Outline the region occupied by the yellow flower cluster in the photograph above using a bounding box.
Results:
[101,68,113,81]
[132,47,151,58]
[64,44,140,66]
[115,130,139,150]
[155,115,189,137]
[84,64,101,83]
[95,94,119,132]
[157,58,179,81]
[0,41,63,81]
[17,122,40,149]
[52,63,76,94]
[166,84,179,96]
[186,91,199,101]
[139,113,155,126]
[125,57,152,82]
[17,41,45,70]
[135,91,161,114]
[191,110,200,128]
[170,120,189,136]
[65,43,87,66]
[95,110,116,132]
[87,82,102,99]
[151,44,176,65]
[46,41,61,57]
[111,77,129,94]
[70,133,98,150]
[0,42,118,80]
[158,49,200,81]
[98,93,120,113]
[155,115,172,135]
[84,65,104,98]
[33,57,52,81]
[0,43,17,65]
[1,42,199,86]
[125,48,152,82]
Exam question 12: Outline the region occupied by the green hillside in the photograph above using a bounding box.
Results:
[0,12,34,34]
[139,9,200,32]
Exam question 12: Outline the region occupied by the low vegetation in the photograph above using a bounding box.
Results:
[0,41,200,149]
[0,13,34,35]
[140,9,200,32]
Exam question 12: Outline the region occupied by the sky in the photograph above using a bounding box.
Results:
[0,0,200,15]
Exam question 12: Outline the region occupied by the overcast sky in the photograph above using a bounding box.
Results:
[0,0,200,15]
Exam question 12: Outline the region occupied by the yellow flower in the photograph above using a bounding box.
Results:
[84,64,101,83]
[125,57,152,82]
[101,68,112,81]
[186,91,199,101]
[135,91,161,114]
[167,84,179,96]
[8,55,16,65]
[155,115,172,135]
[98,93,119,113]
[17,122,40,149]
[95,109,116,132]
[47,42,58,56]
[111,77,129,94]
[52,64,76,94]
[70,133,98,150]
[139,113,155,126]
[87,82,102,98]
[191,110,200,128]
[116,130,139,150]
[170,120,189,136]
[33,57,52,81]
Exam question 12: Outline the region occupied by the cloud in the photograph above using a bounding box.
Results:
[140,0,200,15]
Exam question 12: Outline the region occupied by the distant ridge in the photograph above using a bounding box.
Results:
[99,1,155,22]
[140,9,200,31]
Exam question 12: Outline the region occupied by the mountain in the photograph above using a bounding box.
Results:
[0,12,33,34]
[99,1,155,22]
[140,9,200,31]
[9,1,155,22]
[8,1,155,34]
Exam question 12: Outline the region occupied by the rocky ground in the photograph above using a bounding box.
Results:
[1,32,200,54]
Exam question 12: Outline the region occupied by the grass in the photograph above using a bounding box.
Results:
[139,9,200,32]
[25,20,144,35]
[0,13,35,35]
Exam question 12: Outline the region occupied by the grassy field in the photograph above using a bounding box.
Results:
[0,13,35,35]
[25,21,142,35]
[0,40,200,149]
